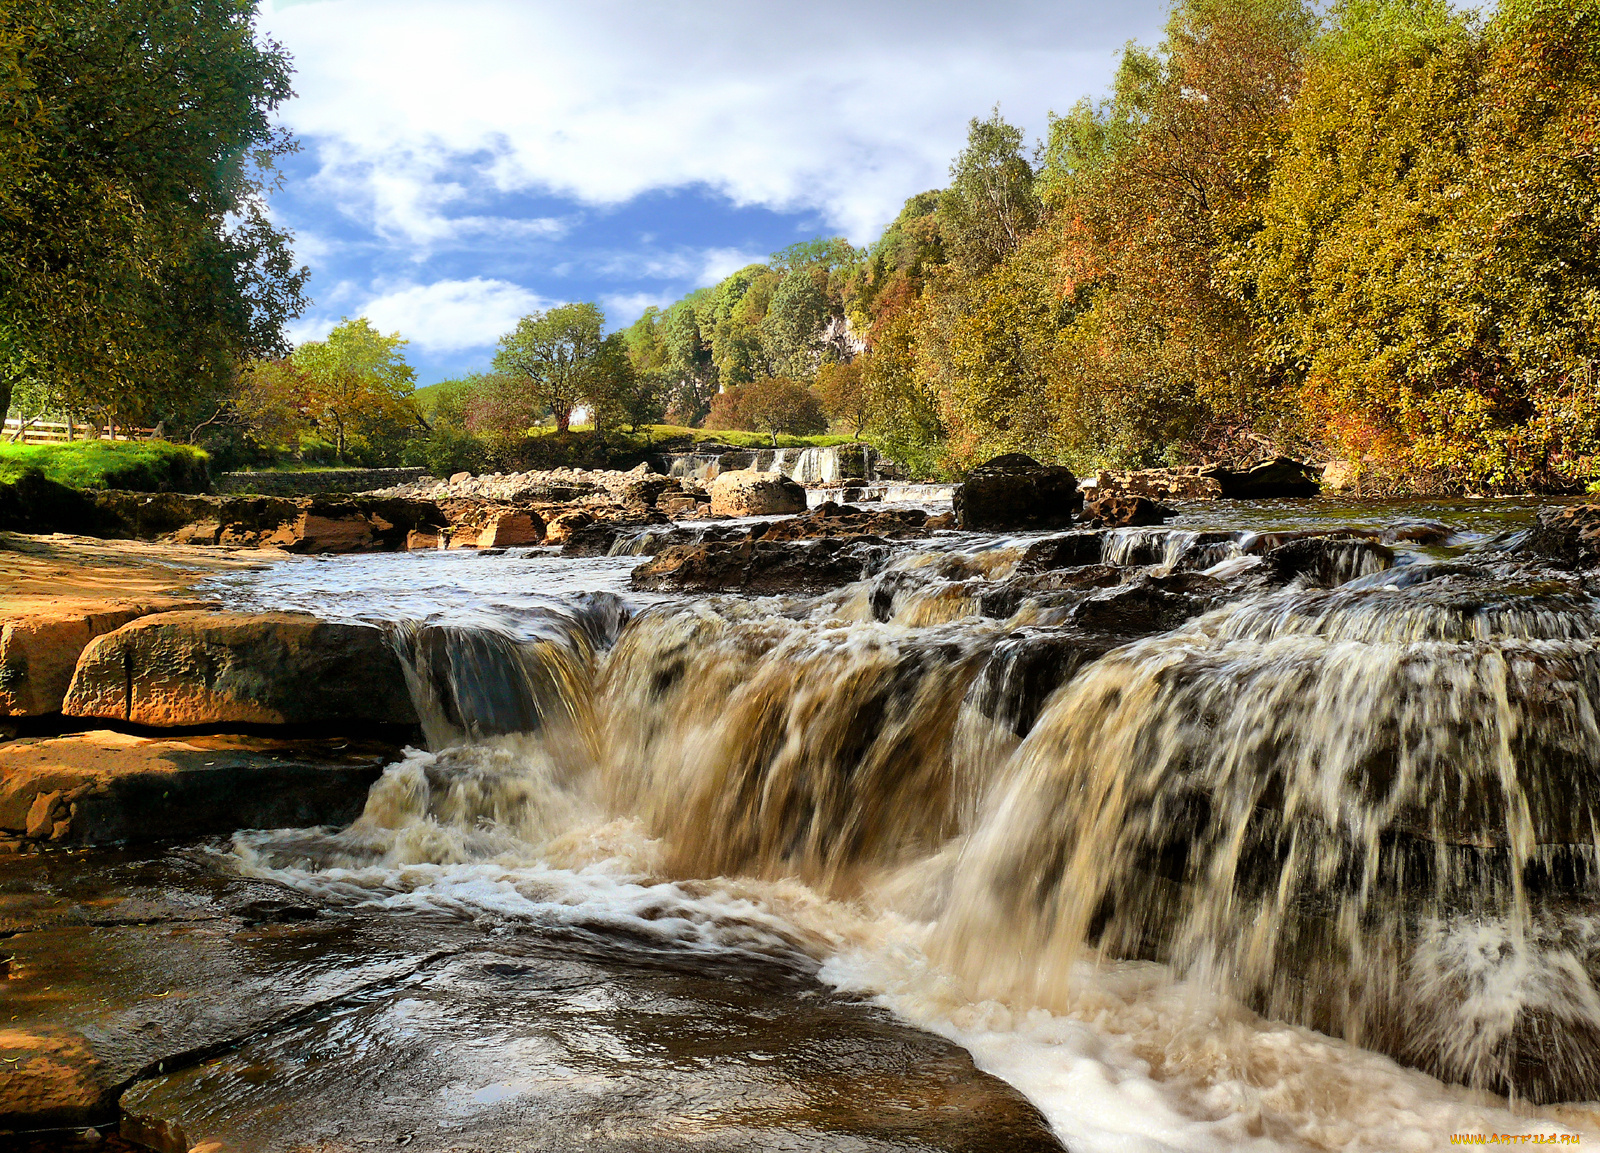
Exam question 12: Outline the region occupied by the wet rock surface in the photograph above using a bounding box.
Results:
[62,611,418,728]
[1513,503,1600,569]
[953,455,1081,532]
[0,732,394,847]
[0,848,1063,1152]
[632,538,891,594]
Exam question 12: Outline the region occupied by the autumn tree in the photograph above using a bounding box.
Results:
[704,378,828,444]
[290,318,418,461]
[816,362,871,438]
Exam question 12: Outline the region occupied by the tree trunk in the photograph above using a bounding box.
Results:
[0,378,12,434]
[555,404,571,434]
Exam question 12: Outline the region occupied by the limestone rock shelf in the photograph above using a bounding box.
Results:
[0,847,1064,1152]
[0,732,394,847]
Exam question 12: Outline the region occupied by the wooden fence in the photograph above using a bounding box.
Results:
[2,418,161,444]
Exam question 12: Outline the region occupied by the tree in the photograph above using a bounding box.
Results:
[936,109,1041,278]
[660,298,720,424]
[491,303,610,434]
[761,267,836,379]
[290,318,418,461]
[816,362,871,438]
[0,0,308,428]
[726,377,828,445]
[1036,0,1319,464]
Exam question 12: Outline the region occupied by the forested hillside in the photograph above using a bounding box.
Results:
[5,0,1596,492]
[631,0,1600,492]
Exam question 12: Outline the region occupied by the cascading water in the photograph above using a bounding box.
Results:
[226,520,1600,1150]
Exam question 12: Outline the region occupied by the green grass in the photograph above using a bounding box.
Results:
[0,440,210,492]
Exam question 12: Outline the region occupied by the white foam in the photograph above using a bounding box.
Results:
[230,761,1600,1153]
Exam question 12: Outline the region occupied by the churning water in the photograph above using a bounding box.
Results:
[209,501,1600,1151]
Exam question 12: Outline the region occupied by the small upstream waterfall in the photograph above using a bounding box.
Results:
[658,443,882,484]
[232,540,1600,1146]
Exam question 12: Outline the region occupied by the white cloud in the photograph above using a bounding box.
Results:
[600,291,678,325]
[258,0,1166,244]
[288,278,558,353]
[592,245,768,284]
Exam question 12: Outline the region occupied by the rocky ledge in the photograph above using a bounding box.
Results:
[0,848,1063,1151]
[1091,455,1322,501]
[0,732,394,848]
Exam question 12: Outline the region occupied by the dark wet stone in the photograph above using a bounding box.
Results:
[0,733,395,847]
[1202,456,1321,498]
[1018,532,1103,572]
[1067,571,1229,636]
[759,505,931,542]
[631,538,893,594]
[954,455,1082,532]
[0,848,1064,1152]
[1514,504,1600,569]
[1080,493,1171,528]
[1263,537,1395,587]
[968,628,1129,737]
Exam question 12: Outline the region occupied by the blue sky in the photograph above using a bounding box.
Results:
[258,0,1169,385]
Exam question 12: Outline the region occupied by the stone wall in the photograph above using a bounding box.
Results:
[216,467,427,495]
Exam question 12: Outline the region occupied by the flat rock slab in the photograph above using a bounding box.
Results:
[62,611,419,728]
[0,731,394,845]
[0,598,218,717]
[0,848,1063,1152]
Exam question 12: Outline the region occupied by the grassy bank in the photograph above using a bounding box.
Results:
[0,441,210,492]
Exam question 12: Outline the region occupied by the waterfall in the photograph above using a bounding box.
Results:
[238,543,1600,1117]
[656,444,883,485]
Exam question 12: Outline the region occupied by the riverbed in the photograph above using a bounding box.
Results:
[12,493,1600,1151]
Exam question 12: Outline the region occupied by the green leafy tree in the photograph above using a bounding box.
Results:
[290,318,418,461]
[0,0,308,428]
[936,109,1040,278]
[761,267,836,379]
[660,297,720,424]
[491,303,610,434]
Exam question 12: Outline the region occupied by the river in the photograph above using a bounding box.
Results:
[173,493,1600,1151]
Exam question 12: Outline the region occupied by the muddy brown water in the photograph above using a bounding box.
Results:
[12,494,1600,1151]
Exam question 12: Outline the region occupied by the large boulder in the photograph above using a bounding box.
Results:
[1080,493,1170,528]
[0,731,393,846]
[708,469,807,517]
[0,598,215,716]
[543,509,596,545]
[61,611,418,727]
[953,454,1082,531]
[476,508,545,547]
[1205,456,1321,499]
[1093,468,1223,501]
